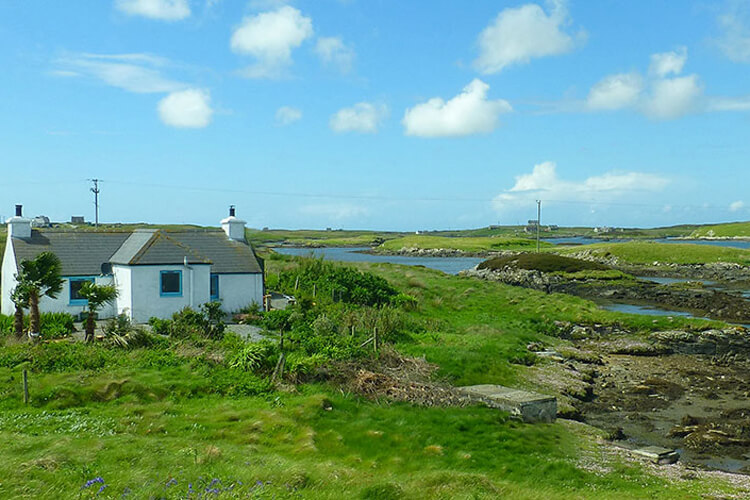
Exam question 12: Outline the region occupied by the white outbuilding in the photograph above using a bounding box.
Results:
[1,205,264,323]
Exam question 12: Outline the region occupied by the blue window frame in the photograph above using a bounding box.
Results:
[69,277,95,305]
[160,270,182,297]
[210,274,219,301]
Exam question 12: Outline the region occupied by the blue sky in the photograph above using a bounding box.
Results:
[1,0,750,230]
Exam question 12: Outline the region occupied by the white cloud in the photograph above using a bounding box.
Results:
[730,200,745,212]
[54,53,184,93]
[315,36,355,73]
[300,203,368,220]
[157,89,213,128]
[641,75,702,119]
[275,106,302,125]
[649,47,687,77]
[716,3,750,62]
[583,48,704,120]
[707,95,750,111]
[493,161,669,211]
[474,0,582,74]
[115,0,190,21]
[231,6,313,78]
[586,73,643,111]
[402,79,512,137]
[330,102,387,133]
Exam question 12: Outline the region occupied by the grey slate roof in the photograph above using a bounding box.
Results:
[11,231,130,276]
[11,229,263,276]
[110,230,212,266]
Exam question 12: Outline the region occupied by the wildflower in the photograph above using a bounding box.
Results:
[97,484,108,495]
[166,478,178,487]
[82,477,105,489]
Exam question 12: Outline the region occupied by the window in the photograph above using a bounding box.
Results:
[69,277,95,305]
[210,274,219,301]
[160,271,182,296]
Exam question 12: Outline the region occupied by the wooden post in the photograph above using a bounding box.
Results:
[351,325,355,337]
[22,369,29,405]
[313,284,316,298]
[294,276,299,291]
[373,327,378,353]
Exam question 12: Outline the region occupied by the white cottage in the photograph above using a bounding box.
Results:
[1,206,264,323]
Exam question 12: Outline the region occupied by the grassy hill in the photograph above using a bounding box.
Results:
[689,222,750,239]
[378,235,550,253]
[556,241,750,266]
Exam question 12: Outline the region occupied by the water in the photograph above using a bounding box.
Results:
[272,247,482,275]
[601,303,701,318]
[637,276,717,286]
[544,236,750,249]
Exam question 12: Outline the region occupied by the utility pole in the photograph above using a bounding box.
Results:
[89,179,100,227]
[536,200,541,253]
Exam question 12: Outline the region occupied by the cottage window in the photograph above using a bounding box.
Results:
[69,277,95,305]
[160,271,182,296]
[210,274,219,300]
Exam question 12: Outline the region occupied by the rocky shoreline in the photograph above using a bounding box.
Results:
[462,265,750,323]
[524,321,750,473]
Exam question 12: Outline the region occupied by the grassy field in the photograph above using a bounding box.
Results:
[690,222,750,239]
[377,235,549,253]
[246,229,405,248]
[555,241,750,266]
[0,257,736,498]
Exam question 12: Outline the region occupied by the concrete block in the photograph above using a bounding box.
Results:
[631,446,679,465]
[459,384,557,423]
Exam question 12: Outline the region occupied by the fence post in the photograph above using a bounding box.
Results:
[294,276,299,291]
[351,325,355,337]
[373,327,378,353]
[23,369,29,405]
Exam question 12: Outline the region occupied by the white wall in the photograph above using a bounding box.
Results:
[37,275,117,319]
[216,273,264,313]
[113,265,132,319]
[127,264,211,323]
[1,237,18,316]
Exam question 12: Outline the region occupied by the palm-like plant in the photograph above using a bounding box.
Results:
[15,252,63,337]
[78,282,119,342]
[10,283,30,338]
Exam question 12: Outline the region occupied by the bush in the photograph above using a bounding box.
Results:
[278,258,398,306]
[148,303,225,340]
[0,312,75,339]
[478,253,609,273]
[229,341,278,372]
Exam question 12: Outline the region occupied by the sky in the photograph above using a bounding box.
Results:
[1,0,750,231]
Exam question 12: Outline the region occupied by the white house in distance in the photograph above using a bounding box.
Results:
[1,205,264,323]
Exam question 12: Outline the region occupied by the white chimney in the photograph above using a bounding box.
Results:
[7,204,32,239]
[221,205,246,242]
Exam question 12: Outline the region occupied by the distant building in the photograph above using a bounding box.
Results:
[31,215,51,228]
[70,216,85,224]
[594,226,614,234]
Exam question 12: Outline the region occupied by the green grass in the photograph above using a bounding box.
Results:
[0,255,740,498]
[377,235,549,253]
[478,253,609,273]
[246,229,405,248]
[556,241,750,266]
[689,221,750,239]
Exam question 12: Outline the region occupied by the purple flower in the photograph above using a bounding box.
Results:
[97,484,108,495]
[166,478,178,487]
[82,477,105,489]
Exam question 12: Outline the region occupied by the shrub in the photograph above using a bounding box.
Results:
[278,258,398,306]
[147,303,225,340]
[0,312,75,339]
[229,341,278,372]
